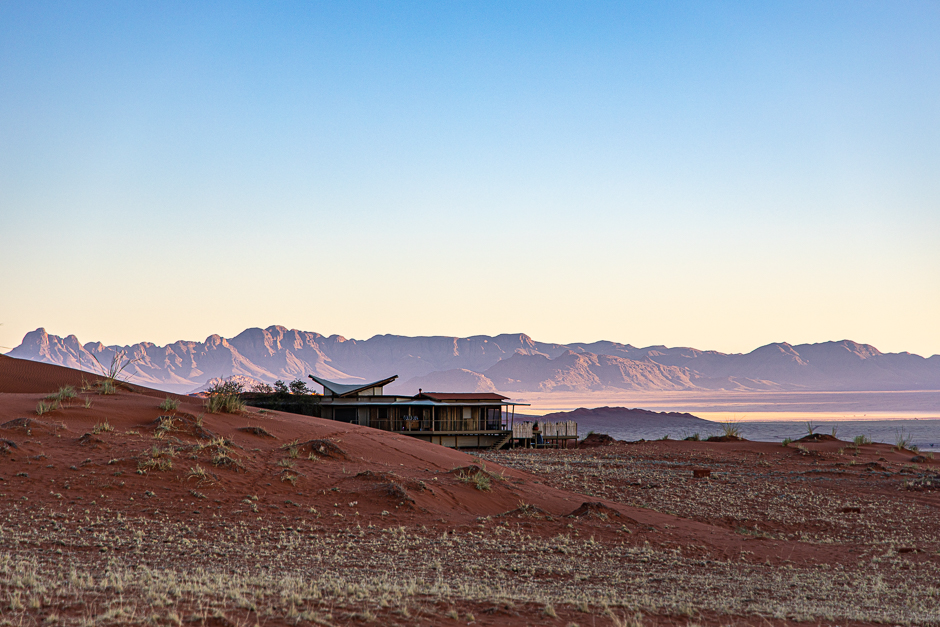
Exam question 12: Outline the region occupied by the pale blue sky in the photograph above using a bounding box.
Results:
[1,1,938,355]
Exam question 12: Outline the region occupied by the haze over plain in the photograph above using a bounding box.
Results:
[1,2,938,356]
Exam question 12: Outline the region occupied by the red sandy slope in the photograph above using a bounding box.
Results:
[1,354,936,626]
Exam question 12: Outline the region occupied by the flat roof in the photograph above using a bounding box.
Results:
[415,392,509,401]
[319,398,528,407]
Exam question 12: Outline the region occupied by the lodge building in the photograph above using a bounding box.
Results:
[308,374,575,449]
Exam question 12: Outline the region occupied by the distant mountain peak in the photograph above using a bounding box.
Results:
[6,327,937,394]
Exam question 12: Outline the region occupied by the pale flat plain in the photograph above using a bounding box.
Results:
[515,389,940,448]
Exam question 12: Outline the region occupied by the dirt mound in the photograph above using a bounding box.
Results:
[797,433,839,442]
[905,471,940,491]
[449,464,489,476]
[354,470,430,506]
[356,470,402,482]
[707,435,745,442]
[382,481,415,504]
[0,417,62,436]
[297,438,348,460]
[238,426,275,438]
[579,432,616,447]
[77,433,105,447]
[568,501,623,520]
[497,503,554,520]
[146,413,216,440]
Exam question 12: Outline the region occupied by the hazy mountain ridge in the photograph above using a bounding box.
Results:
[7,326,940,394]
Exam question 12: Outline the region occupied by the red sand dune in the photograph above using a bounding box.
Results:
[0,354,937,626]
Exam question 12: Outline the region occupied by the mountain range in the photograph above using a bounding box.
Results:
[6,326,940,395]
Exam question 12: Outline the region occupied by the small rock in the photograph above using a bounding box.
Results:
[911,455,927,463]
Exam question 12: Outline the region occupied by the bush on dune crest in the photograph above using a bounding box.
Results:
[205,380,245,414]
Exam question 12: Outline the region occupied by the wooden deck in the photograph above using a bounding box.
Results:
[401,429,512,449]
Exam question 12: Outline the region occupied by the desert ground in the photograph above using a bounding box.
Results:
[0,354,938,626]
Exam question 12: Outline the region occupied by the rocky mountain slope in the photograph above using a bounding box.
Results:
[7,326,940,394]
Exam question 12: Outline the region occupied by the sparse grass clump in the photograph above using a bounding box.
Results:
[93,420,113,434]
[210,449,244,472]
[187,465,215,485]
[91,348,138,394]
[155,415,176,437]
[456,467,493,492]
[854,435,872,446]
[159,397,180,412]
[45,386,76,402]
[138,457,173,473]
[137,444,176,473]
[720,423,741,438]
[36,399,60,416]
[782,437,793,447]
[205,392,245,414]
[895,429,917,452]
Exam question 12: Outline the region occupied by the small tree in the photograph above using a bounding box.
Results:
[251,382,274,394]
[289,379,310,395]
[273,380,289,394]
[207,380,244,396]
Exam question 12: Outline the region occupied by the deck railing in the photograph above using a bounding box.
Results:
[512,420,578,439]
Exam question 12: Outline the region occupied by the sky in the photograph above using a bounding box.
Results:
[1,1,938,357]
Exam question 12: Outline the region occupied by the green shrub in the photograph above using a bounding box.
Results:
[159,397,180,412]
[205,380,245,414]
[289,379,310,395]
[853,435,872,446]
